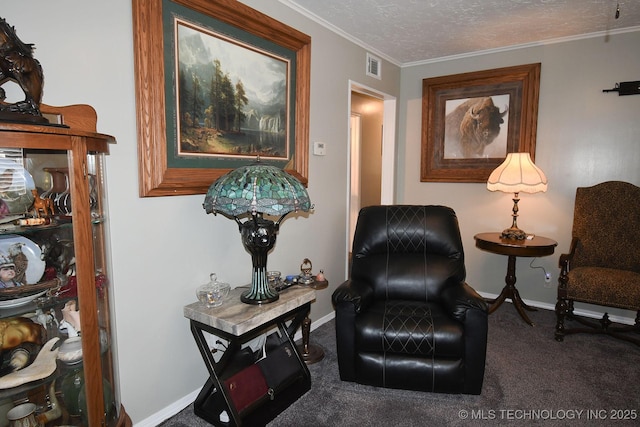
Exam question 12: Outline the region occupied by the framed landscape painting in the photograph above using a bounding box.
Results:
[133,0,311,196]
[175,21,289,161]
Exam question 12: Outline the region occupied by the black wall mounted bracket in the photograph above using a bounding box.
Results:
[602,81,640,96]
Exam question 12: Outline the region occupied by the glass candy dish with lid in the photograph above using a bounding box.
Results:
[196,273,230,308]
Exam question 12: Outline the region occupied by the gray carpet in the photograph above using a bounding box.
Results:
[161,306,640,426]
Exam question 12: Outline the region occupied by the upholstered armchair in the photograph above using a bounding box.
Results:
[332,205,488,395]
[555,181,640,346]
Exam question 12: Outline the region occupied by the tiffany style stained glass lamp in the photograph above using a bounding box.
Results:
[203,160,312,304]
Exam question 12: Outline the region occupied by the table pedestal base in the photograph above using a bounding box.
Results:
[298,343,325,364]
[298,314,325,364]
[475,232,557,327]
[487,254,537,326]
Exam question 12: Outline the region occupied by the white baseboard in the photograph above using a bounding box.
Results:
[135,389,200,427]
[479,292,636,325]
[135,311,336,426]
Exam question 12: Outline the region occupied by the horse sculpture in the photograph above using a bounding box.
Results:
[0,18,46,123]
[31,189,54,218]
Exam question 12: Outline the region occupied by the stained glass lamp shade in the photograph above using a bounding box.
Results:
[487,152,547,240]
[203,161,312,304]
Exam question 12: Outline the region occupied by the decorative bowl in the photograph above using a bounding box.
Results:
[196,273,230,308]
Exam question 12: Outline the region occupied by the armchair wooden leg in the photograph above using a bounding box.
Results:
[555,298,569,341]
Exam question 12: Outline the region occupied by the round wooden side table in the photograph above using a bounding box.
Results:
[474,232,557,326]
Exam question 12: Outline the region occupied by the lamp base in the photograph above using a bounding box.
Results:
[501,192,527,240]
[241,288,279,305]
[238,213,280,305]
[501,227,527,240]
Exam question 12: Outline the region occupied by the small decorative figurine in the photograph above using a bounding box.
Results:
[298,258,314,285]
[30,189,54,218]
[0,17,47,123]
[61,299,81,333]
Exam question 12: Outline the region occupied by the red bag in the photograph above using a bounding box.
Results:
[223,364,269,413]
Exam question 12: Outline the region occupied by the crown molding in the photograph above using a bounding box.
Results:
[403,26,640,67]
[278,0,401,67]
[279,1,640,69]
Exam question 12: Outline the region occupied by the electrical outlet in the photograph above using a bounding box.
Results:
[544,272,552,284]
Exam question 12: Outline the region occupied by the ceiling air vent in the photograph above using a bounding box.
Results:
[366,53,381,80]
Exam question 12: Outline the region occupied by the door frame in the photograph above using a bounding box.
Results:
[346,81,397,276]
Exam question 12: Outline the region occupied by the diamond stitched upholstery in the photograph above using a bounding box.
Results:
[355,300,464,358]
[387,206,426,253]
[383,301,434,354]
[333,205,488,394]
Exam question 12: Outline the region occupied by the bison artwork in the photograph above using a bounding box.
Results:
[444,96,509,158]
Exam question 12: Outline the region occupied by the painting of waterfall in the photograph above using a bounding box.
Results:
[175,20,289,160]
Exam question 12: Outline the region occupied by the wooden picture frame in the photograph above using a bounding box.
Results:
[421,63,541,182]
[133,0,311,197]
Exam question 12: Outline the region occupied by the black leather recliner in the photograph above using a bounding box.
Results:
[332,205,488,394]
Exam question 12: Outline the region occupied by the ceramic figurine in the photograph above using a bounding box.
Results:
[30,189,54,218]
[62,299,81,332]
[299,258,314,285]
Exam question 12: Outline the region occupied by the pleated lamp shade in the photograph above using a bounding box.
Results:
[487,152,547,194]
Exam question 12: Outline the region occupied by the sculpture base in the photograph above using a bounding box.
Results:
[0,111,49,124]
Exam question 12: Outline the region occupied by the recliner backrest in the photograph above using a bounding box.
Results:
[571,181,640,273]
[351,205,466,302]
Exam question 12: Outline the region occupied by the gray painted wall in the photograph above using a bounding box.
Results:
[399,31,640,314]
[2,0,400,423]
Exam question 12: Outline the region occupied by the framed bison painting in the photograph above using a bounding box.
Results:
[421,63,541,182]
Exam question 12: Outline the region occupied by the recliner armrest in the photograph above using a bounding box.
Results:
[440,281,488,322]
[331,279,374,314]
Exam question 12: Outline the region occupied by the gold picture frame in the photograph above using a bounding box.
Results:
[133,0,311,196]
[421,63,541,182]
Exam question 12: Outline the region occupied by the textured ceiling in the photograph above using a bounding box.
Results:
[281,0,640,65]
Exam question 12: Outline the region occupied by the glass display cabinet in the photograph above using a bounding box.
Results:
[0,105,130,426]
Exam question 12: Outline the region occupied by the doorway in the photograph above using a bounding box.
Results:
[347,82,396,274]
